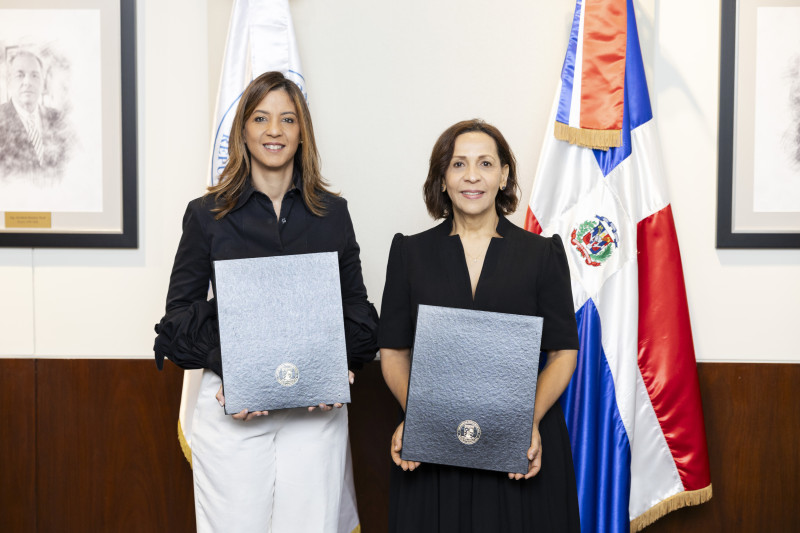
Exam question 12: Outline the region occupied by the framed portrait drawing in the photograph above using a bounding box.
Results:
[717,0,800,248]
[0,0,137,248]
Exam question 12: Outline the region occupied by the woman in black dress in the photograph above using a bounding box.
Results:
[379,119,581,532]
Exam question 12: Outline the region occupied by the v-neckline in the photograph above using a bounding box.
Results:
[454,235,499,302]
[438,215,511,305]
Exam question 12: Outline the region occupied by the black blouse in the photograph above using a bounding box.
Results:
[154,172,378,376]
[378,215,579,352]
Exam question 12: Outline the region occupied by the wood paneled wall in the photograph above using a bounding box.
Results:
[1,360,797,532]
[0,360,195,533]
[642,363,800,532]
[1,359,36,532]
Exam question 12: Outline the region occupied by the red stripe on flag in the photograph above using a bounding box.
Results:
[637,204,711,491]
[580,0,627,131]
[524,207,543,235]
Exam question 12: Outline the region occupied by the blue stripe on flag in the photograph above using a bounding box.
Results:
[561,299,631,532]
[556,0,584,125]
[592,0,653,177]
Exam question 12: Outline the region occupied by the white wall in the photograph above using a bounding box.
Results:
[1,0,798,362]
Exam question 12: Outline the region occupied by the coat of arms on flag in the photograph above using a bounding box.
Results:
[526,0,712,530]
[571,215,619,267]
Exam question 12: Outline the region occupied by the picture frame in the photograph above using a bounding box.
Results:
[717,0,800,248]
[0,0,137,248]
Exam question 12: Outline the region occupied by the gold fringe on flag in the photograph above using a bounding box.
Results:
[554,121,623,151]
[178,419,193,468]
[629,484,713,532]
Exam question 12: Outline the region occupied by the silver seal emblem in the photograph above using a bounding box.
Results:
[456,420,481,445]
[275,362,299,387]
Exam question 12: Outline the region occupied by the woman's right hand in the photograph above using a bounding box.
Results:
[391,421,421,471]
[216,385,268,421]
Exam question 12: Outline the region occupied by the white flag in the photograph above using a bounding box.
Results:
[177,2,361,532]
[208,0,306,185]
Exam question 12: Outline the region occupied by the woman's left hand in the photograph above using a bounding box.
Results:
[508,423,542,480]
[308,371,355,411]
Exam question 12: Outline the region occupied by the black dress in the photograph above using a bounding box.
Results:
[378,215,581,533]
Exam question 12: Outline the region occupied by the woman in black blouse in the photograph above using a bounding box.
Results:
[154,71,377,532]
[379,119,580,532]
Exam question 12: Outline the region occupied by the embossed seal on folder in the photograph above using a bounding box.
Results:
[214,252,351,414]
[275,363,299,387]
[457,420,481,445]
[401,305,543,473]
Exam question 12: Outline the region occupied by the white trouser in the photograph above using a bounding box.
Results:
[192,369,349,533]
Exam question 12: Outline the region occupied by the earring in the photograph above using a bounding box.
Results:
[299,139,303,144]
[500,185,506,191]
[441,183,446,193]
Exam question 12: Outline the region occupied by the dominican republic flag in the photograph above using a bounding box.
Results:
[525,0,712,531]
[178,2,360,532]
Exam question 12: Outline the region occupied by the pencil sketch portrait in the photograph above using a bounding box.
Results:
[0,47,73,180]
[0,9,102,213]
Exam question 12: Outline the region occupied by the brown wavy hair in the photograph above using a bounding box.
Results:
[208,71,335,219]
[423,119,519,219]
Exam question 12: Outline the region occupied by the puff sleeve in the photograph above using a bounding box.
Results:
[538,234,580,352]
[153,202,223,377]
[377,233,414,348]
[338,204,379,368]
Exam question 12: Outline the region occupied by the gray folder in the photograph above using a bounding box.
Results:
[401,305,542,474]
[214,252,350,414]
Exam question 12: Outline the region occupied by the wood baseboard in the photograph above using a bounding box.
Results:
[1,360,797,532]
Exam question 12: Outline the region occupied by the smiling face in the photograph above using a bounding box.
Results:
[8,53,43,113]
[444,131,509,219]
[243,88,301,178]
